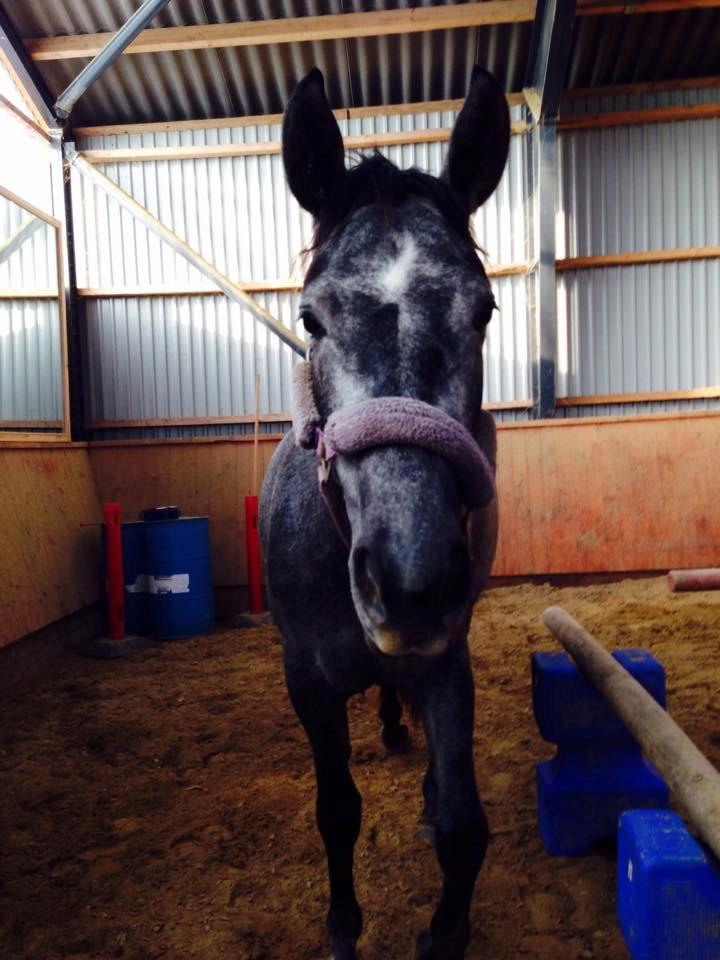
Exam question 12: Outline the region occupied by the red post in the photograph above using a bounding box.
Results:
[244,495,263,614]
[104,502,125,640]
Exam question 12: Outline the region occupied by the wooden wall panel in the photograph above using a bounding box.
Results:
[5,413,713,652]
[0,446,102,649]
[87,438,279,588]
[86,412,720,589]
[493,413,720,575]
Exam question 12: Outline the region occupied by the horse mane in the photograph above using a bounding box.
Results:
[305,153,476,268]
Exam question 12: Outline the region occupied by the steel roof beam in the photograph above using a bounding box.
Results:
[0,4,58,128]
[54,0,172,120]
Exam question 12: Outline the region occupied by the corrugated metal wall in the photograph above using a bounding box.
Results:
[0,79,65,426]
[0,64,60,218]
[0,198,62,422]
[557,88,720,413]
[69,86,720,435]
[0,57,31,120]
[73,104,530,436]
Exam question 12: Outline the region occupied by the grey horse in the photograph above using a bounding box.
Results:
[259,66,510,960]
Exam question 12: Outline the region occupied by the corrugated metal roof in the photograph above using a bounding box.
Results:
[4,0,717,127]
[3,0,530,124]
[27,26,531,125]
[566,9,720,89]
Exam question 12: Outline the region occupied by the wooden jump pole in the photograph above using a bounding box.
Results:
[667,568,720,592]
[542,606,720,862]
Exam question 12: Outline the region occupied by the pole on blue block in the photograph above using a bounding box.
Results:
[543,606,720,862]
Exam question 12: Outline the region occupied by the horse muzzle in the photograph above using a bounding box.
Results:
[351,534,470,659]
[367,627,450,659]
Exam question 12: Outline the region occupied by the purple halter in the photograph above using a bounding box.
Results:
[291,361,496,547]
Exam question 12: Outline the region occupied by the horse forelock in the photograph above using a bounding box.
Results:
[305,153,476,272]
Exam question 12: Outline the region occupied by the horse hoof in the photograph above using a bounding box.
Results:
[412,928,465,960]
[415,822,436,845]
[382,723,411,754]
[330,943,361,960]
[412,929,433,960]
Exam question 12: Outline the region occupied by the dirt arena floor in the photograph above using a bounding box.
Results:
[2,576,720,960]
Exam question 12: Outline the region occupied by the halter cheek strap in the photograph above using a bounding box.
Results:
[291,360,496,547]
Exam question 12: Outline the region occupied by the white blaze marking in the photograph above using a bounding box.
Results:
[379,235,417,301]
[335,366,369,407]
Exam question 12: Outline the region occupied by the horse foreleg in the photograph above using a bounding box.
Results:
[413,652,488,960]
[286,667,363,960]
[379,684,411,753]
[420,761,437,826]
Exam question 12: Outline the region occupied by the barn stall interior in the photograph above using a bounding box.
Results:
[1,1,719,958]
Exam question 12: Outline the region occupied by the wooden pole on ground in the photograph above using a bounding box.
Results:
[542,605,720,861]
[667,568,720,592]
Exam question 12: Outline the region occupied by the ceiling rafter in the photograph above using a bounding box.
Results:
[22,0,720,62]
[26,2,537,61]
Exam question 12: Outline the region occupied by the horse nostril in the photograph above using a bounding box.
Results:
[352,546,369,590]
[352,547,387,621]
[353,538,470,634]
[403,543,470,617]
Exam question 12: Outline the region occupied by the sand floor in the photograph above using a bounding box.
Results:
[2,576,720,960]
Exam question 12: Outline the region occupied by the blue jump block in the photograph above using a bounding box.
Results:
[532,650,667,742]
[532,650,669,856]
[618,809,720,960]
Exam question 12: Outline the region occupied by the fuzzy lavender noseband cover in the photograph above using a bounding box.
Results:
[291,361,495,510]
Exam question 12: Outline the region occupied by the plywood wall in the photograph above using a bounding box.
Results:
[4,412,715,652]
[492,413,720,576]
[88,437,279,590]
[0,445,102,649]
[87,412,720,588]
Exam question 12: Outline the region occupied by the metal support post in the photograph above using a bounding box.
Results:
[531,119,559,419]
[523,0,576,419]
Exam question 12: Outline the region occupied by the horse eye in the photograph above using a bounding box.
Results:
[300,310,326,339]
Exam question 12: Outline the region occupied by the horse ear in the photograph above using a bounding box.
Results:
[442,66,510,214]
[282,68,346,216]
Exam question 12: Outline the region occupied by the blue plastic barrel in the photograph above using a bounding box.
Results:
[144,517,214,639]
[122,521,151,636]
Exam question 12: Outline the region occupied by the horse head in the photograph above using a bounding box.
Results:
[283,67,510,660]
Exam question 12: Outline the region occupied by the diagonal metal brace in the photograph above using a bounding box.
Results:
[0,215,46,266]
[66,144,307,356]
